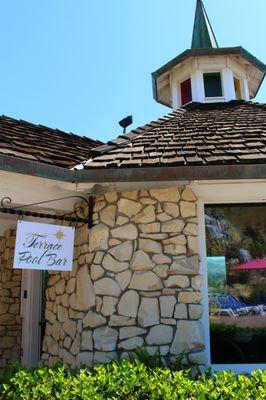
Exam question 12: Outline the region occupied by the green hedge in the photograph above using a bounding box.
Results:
[0,360,265,400]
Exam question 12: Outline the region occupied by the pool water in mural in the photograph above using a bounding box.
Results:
[205,204,266,364]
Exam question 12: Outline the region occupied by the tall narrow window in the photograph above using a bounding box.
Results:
[234,77,242,100]
[180,78,192,106]
[205,204,266,364]
[203,72,223,97]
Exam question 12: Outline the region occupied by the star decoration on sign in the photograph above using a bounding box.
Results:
[54,229,66,241]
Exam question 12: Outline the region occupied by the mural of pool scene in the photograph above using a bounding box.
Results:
[205,204,266,364]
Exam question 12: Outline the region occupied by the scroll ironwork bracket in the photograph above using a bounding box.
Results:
[0,195,94,229]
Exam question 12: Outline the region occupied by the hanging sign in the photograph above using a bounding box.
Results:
[13,221,75,271]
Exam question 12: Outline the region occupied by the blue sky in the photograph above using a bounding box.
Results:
[0,0,265,142]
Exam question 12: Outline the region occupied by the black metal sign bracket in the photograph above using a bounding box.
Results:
[0,195,94,229]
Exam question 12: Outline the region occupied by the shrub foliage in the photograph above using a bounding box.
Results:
[0,359,265,400]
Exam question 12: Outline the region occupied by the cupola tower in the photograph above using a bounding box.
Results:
[152,0,266,110]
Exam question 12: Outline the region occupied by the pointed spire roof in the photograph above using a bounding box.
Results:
[191,0,218,49]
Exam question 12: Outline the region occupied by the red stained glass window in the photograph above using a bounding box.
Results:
[181,78,192,106]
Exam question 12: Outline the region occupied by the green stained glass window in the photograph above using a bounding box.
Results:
[203,72,223,97]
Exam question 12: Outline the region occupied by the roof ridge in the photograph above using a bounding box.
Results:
[83,100,266,170]
[91,108,187,155]
[0,115,103,145]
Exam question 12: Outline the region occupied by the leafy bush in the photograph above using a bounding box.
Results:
[0,359,265,400]
[129,347,164,368]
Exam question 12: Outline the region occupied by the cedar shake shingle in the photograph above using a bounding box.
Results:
[0,115,102,169]
[84,101,266,169]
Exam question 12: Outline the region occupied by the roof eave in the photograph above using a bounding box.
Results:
[238,46,266,74]
[253,72,266,98]
[0,153,75,182]
[152,73,159,103]
[153,47,266,79]
[1,154,266,184]
[77,164,266,183]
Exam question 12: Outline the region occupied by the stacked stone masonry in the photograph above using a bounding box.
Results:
[0,229,22,373]
[42,187,205,367]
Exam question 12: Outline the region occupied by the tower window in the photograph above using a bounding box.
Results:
[234,77,242,100]
[180,78,192,106]
[203,72,223,97]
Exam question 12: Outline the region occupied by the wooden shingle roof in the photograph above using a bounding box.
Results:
[84,101,266,169]
[0,115,102,169]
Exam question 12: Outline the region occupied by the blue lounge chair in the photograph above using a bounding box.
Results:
[209,294,253,317]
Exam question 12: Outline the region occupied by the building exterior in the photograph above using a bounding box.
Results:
[0,118,102,370]
[0,0,266,374]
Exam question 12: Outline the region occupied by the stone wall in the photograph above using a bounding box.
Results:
[0,229,22,372]
[42,187,205,367]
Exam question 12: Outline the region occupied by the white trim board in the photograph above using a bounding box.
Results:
[192,180,266,203]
